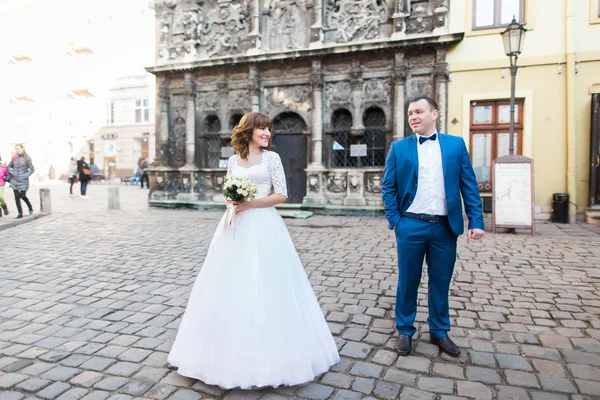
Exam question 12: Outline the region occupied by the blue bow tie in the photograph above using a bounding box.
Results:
[419,133,437,144]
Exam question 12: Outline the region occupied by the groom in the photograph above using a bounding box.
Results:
[381,96,484,357]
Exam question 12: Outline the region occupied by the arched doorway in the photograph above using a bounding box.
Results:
[272,112,308,203]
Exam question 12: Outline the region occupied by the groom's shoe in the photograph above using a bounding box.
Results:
[395,334,412,356]
[431,336,461,357]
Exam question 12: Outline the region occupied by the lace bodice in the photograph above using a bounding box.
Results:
[227,151,288,199]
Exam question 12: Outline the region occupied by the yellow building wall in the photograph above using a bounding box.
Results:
[446,0,600,216]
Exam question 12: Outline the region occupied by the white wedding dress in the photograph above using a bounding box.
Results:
[167,151,340,389]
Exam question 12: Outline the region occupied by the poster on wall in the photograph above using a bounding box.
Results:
[492,155,535,235]
[104,140,117,157]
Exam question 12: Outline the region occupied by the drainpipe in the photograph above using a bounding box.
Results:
[565,0,577,223]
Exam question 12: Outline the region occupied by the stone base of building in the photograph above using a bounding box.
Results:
[148,167,386,215]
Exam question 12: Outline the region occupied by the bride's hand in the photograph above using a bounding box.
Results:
[235,201,254,214]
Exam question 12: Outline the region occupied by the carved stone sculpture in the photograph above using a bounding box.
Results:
[268,0,309,51]
[197,92,220,112]
[326,0,389,43]
[363,79,391,105]
[158,0,250,61]
[327,174,347,193]
[228,90,250,110]
[324,81,352,111]
[366,173,382,193]
[308,174,320,193]
[264,86,311,114]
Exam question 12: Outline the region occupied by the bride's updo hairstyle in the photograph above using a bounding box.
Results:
[231,112,273,160]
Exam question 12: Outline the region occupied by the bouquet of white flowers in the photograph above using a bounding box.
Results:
[222,176,258,235]
[222,175,258,203]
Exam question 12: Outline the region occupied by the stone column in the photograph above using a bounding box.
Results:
[247,0,262,55]
[249,65,260,112]
[310,0,324,47]
[393,52,407,140]
[155,76,170,166]
[350,61,364,132]
[181,72,197,169]
[303,60,327,206]
[310,60,324,169]
[435,48,449,133]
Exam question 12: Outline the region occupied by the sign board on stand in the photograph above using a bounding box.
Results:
[491,155,535,235]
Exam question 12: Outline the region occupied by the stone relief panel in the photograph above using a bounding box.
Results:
[406,74,434,99]
[228,90,250,110]
[266,0,309,51]
[156,0,250,62]
[324,81,352,112]
[327,173,347,194]
[325,0,389,43]
[308,174,320,194]
[365,172,382,194]
[362,78,391,106]
[196,91,220,112]
[263,85,312,115]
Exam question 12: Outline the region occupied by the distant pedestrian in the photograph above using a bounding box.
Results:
[138,157,150,189]
[68,157,78,197]
[0,160,9,217]
[8,144,35,219]
[77,156,92,199]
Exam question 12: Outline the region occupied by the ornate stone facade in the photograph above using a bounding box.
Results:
[147,0,459,210]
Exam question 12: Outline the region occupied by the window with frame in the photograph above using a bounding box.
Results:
[473,0,524,29]
[135,99,150,123]
[205,115,225,168]
[470,99,523,192]
[106,102,115,125]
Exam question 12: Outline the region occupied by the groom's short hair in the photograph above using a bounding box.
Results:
[409,96,438,111]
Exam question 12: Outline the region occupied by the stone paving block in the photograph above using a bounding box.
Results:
[117,348,152,363]
[371,350,397,366]
[0,391,25,400]
[468,350,496,367]
[79,390,111,400]
[575,379,600,396]
[396,355,431,372]
[538,334,573,350]
[93,376,129,391]
[159,371,195,388]
[496,385,530,400]
[3,359,34,372]
[37,381,72,399]
[339,341,372,359]
[321,372,353,389]
[457,381,492,400]
[432,362,465,379]
[351,377,375,394]
[538,374,577,393]
[505,370,540,388]
[465,366,501,384]
[104,362,142,377]
[70,371,105,388]
[61,355,93,367]
[348,362,383,378]
[191,380,225,397]
[296,383,335,399]
[143,383,177,400]
[568,363,600,380]
[532,359,565,376]
[56,388,90,400]
[119,379,154,396]
[530,392,568,400]
[417,376,454,394]
[79,357,116,372]
[0,372,28,389]
[496,354,533,371]
[331,389,361,400]
[15,377,53,392]
[373,380,401,400]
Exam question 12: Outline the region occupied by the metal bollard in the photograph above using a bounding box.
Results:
[39,187,52,214]
[108,187,120,210]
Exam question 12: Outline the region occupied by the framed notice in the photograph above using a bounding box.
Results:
[350,144,367,157]
[492,155,535,235]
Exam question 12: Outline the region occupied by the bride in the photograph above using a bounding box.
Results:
[167,111,340,389]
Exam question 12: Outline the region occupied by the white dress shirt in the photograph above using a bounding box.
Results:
[406,132,448,216]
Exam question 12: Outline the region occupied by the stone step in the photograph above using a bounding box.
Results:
[585,209,600,224]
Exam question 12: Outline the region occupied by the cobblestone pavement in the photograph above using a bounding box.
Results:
[1,183,600,400]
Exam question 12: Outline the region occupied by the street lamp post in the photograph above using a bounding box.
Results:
[501,17,527,155]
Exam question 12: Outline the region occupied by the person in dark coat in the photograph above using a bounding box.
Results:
[77,156,92,199]
[8,144,35,219]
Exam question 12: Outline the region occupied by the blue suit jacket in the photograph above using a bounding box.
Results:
[381,133,484,236]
